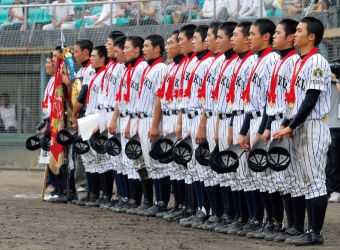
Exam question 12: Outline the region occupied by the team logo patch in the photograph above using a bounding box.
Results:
[312,67,324,79]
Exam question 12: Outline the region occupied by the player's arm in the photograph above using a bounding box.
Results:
[237,114,251,149]
[175,111,182,138]
[273,89,321,139]
[214,117,219,143]
[108,105,120,134]
[253,104,268,145]
[149,96,162,140]
[195,109,207,144]
[228,116,234,146]
[71,85,87,129]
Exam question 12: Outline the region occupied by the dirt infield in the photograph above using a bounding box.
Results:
[0,170,339,250]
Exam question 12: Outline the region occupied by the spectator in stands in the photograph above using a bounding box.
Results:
[171,0,200,24]
[127,0,161,25]
[85,0,124,28]
[310,0,332,13]
[0,93,17,133]
[42,0,75,30]
[264,0,283,11]
[0,0,24,31]
[198,0,224,19]
[239,0,266,19]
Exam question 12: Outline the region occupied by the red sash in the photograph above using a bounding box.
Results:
[183,51,213,98]
[197,52,223,101]
[123,57,144,103]
[156,62,177,99]
[211,53,238,101]
[85,66,106,104]
[225,50,253,105]
[241,47,273,105]
[267,49,297,106]
[284,47,318,108]
[115,65,131,102]
[138,57,163,98]
[178,53,196,99]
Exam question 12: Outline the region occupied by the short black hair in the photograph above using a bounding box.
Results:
[114,36,127,50]
[108,30,125,41]
[179,24,197,39]
[94,45,109,64]
[54,46,63,54]
[172,30,180,42]
[75,40,93,55]
[194,25,209,42]
[209,22,221,37]
[47,52,53,60]
[237,22,252,36]
[300,16,324,46]
[126,36,144,57]
[253,18,276,44]
[219,21,237,39]
[279,19,298,37]
[145,34,165,55]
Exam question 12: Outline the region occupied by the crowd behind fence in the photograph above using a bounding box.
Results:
[0,0,339,168]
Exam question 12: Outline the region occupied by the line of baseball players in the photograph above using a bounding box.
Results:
[43,16,331,247]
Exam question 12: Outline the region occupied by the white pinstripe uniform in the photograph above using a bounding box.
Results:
[69,61,93,171]
[100,59,125,173]
[201,52,225,187]
[157,59,182,181]
[164,56,188,182]
[285,51,331,199]
[137,58,167,179]
[119,58,148,179]
[178,53,199,184]
[266,49,306,197]
[186,50,213,183]
[81,67,111,174]
[230,51,257,191]
[244,49,280,192]
[215,50,239,190]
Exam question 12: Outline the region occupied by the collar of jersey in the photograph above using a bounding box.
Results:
[196,49,210,60]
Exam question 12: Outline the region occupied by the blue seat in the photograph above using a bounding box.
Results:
[1,0,15,5]
[72,0,88,11]
[0,8,8,25]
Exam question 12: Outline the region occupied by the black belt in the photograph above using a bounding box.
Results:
[205,111,213,118]
[129,113,138,119]
[269,113,283,121]
[187,110,200,119]
[180,108,187,114]
[218,113,233,120]
[138,113,149,119]
[162,110,180,116]
[119,111,129,118]
[97,104,105,110]
[232,110,244,116]
[248,111,261,119]
[106,107,115,112]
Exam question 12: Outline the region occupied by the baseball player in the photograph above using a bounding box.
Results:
[73,45,109,207]
[71,40,94,206]
[273,16,331,246]
[211,21,240,233]
[259,19,306,242]
[156,31,187,219]
[237,18,280,237]
[223,22,257,235]
[174,24,199,222]
[195,21,225,230]
[98,31,126,210]
[110,36,153,214]
[180,25,213,228]
[135,34,168,217]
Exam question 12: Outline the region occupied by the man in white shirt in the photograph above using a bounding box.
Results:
[43,0,75,30]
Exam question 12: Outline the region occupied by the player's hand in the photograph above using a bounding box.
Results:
[175,124,182,138]
[148,125,160,141]
[195,126,206,144]
[273,127,293,140]
[108,119,117,135]
[261,129,271,144]
[124,122,130,139]
[228,126,233,146]
[238,134,250,150]
[55,21,62,28]
[252,133,262,147]
[213,131,218,143]
[71,116,78,131]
